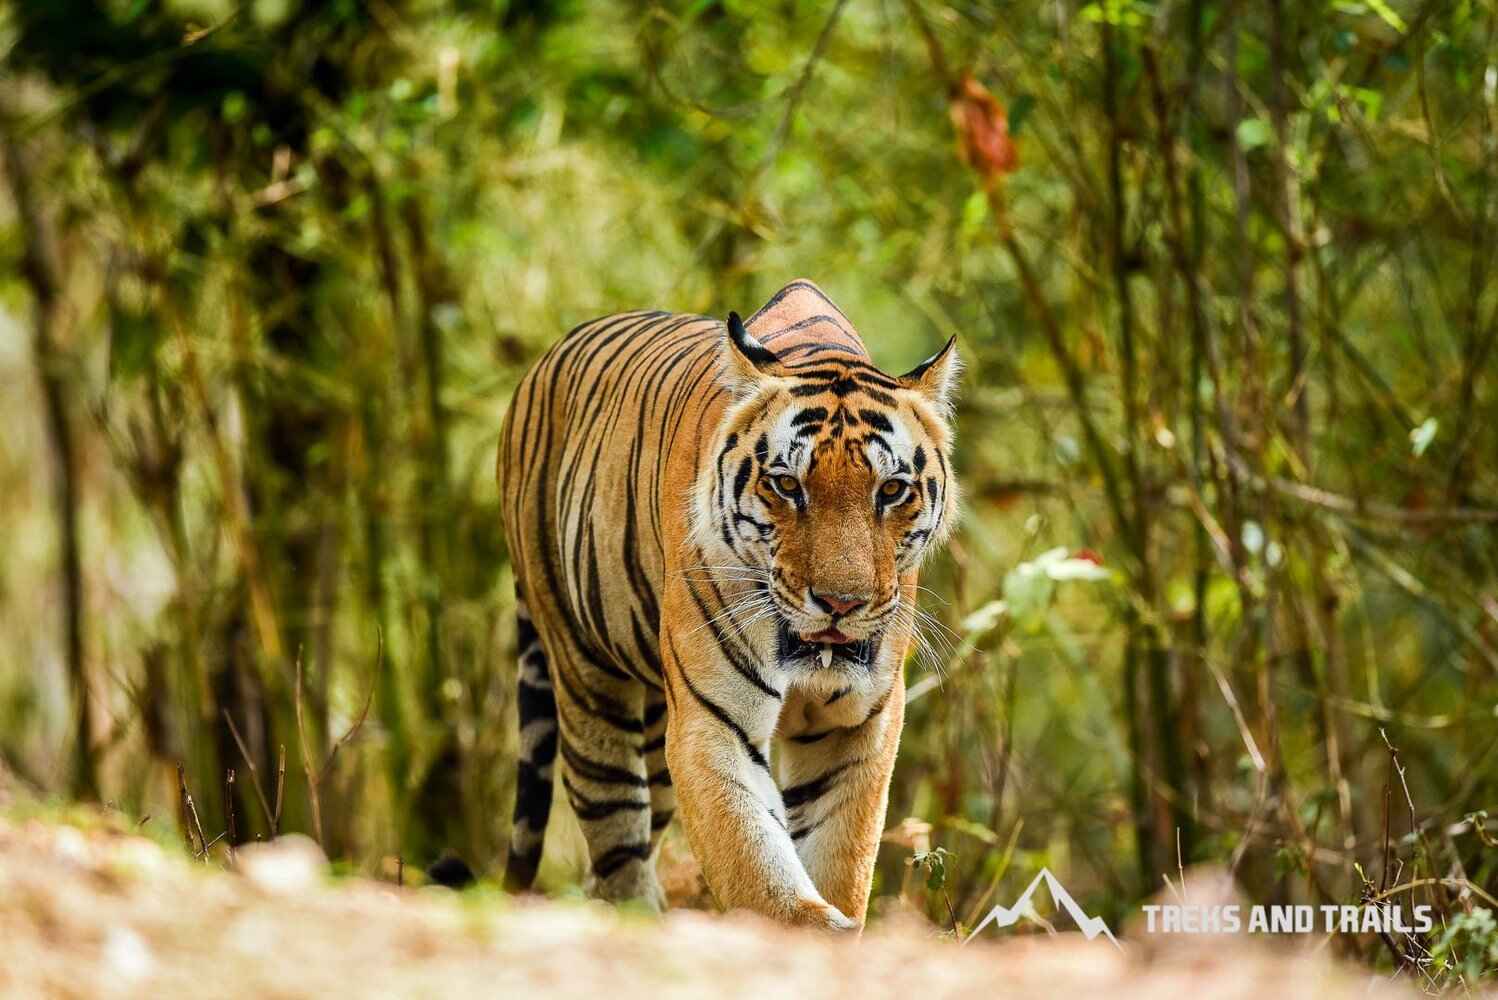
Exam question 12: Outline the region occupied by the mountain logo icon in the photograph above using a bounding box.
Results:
[965,867,1121,949]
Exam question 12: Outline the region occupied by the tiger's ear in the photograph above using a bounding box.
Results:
[899,336,962,416]
[721,311,780,393]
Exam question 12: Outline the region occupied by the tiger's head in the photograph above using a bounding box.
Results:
[691,308,960,674]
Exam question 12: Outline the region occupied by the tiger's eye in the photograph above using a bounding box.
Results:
[776,475,801,495]
[880,480,906,499]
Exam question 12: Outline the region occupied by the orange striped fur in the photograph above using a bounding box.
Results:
[497,280,959,928]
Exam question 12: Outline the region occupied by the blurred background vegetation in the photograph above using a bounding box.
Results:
[2,0,1497,977]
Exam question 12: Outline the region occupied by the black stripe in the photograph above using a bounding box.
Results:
[790,819,825,841]
[504,846,542,892]
[758,313,855,342]
[683,577,780,700]
[777,342,850,360]
[593,842,653,879]
[516,679,554,722]
[745,281,854,330]
[551,658,644,735]
[782,760,858,810]
[515,613,539,652]
[563,775,649,821]
[628,614,665,687]
[512,750,555,821]
[791,407,828,425]
[669,635,770,770]
[727,311,779,367]
[733,457,752,500]
[560,735,647,788]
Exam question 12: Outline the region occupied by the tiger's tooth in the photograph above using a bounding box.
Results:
[820,645,833,669]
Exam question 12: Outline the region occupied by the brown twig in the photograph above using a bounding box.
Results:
[1380,729,1420,850]
[1242,465,1498,526]
[224,768,238,862]
[294,648,325,846]
[222,709,276,836]
[901,0,949,87]
[1369,877,1498,911]
[318,629,381,786]
[942,886,960,936]
[274,743,286,835]
[1380,764,1393,894]
[757,0,852,175]
[176,762,208,860]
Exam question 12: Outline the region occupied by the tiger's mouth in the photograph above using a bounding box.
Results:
[775,618,879,671]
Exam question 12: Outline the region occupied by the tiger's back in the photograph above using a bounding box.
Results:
[499,310,721,683]
[497,308,723,892]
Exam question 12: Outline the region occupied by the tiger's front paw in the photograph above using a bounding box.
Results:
[790,897,860,933]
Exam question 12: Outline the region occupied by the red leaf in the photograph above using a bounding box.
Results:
[949,72,1018,186]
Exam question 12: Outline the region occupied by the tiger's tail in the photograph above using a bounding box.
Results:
[504,590,557,891]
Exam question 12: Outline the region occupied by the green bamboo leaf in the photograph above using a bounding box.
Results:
[1236,118,1272,150]
[1365,0,1409,32]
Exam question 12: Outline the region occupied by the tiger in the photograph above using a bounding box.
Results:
[496,279,959,930]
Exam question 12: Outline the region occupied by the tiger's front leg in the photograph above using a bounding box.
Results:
[777,678,904,924]
[659,618,857,931]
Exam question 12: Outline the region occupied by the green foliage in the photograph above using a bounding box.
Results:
[909,846,955,893]
[1432,908,1498,985]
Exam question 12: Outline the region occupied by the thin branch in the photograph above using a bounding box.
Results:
[294,648,325,846]
[224,768,238,862]
[222,709,277,836]
[1230,455,1498,525]
[176,762,208,861]
[274,743,286,834]
[757,0,853,174]
[901,0,950,88]
[1368,878,1498,912]
[318,628,381,785]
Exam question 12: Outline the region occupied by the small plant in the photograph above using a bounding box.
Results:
[909,846,960,935]
[1431,907,1498,987]
[910,845,953,891]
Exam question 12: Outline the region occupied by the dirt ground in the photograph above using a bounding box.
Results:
[0,796,1429,1000]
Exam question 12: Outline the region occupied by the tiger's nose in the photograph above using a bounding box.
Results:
[810,590,866,616]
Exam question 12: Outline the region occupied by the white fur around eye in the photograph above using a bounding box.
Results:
[863,414,916,479]
[765,410,812,476]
